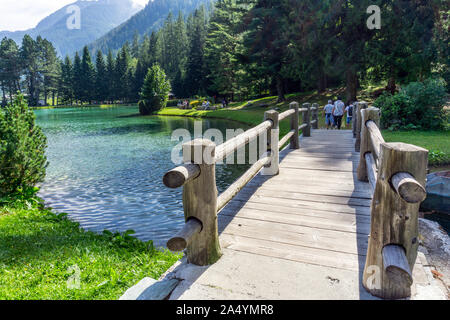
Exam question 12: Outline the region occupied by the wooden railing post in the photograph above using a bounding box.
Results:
[357,107,381,181]
[302,103,311,137]
[181,139,222,266]
[312,103,319,129]
[363,142,428,299]
[290,102,300,149]
[262,110,279,176]
[355,102,368,152]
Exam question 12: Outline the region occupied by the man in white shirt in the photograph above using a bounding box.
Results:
[332,98,345,130]
[323,100,334,130]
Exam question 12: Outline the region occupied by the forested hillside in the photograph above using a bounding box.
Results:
[0,0,448,108]
[0,0,142,57]
[87,0,213,55]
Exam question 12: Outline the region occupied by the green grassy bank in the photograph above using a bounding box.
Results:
[0,193,181,300]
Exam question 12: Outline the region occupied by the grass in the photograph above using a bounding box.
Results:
[0,193,181,300]
[382,130,450,166]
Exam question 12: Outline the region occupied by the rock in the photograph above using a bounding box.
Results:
[119,277,180,300]
[418,218,450,293]
[421,171,450,214]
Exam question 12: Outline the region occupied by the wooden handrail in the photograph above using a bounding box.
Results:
[279,130,295,150]
[163,163,200,189]
[279,109,295,121]
[217,152,272,211]
[364,152,377,192]
[366,120,385,160]
[215,120,272,162]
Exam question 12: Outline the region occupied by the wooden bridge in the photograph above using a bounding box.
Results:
[159,102,436,300]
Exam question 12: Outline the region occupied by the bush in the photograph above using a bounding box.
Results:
[139,64,171,115]
[374,78,448,130]
[0,94,48,195]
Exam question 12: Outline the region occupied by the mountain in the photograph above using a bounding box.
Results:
[87,0,212,54]
[0,0,142,57]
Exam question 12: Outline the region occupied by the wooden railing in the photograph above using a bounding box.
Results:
[355,103,428,299]
[163,102,318,266]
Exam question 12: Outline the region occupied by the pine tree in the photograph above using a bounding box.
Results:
[72,52,82,104]
[95,51,108,102]
[58,56,74,105]
[80,46,96,103]
[243,0,289,102]
[20,35,42,106]
[185,6,208,97]
[0,94,48,194]
[0,38,21,104]
[204,0,243,99]
[106,50,116,102]
[139,64,171,115]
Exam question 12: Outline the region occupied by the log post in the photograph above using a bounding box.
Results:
[262,110,279,176]
[289,102,300,149]
[302,103,311,137]
[355,102,368,151]
[312,103,319,129]
[181,139,222,266]
[357,107,381,181]
[363,142,428,299]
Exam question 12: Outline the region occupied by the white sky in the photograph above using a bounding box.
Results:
[0,0,149,31]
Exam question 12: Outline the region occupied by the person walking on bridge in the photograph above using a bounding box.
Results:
[323,100,334,130]
[345,102,354,129]
[332,97,345,130]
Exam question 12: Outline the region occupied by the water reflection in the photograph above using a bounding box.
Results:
[34,106,252,246]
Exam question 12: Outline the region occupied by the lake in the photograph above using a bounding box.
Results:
[34,106,251,247]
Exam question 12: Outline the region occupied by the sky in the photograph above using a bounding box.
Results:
[0,0,149,31]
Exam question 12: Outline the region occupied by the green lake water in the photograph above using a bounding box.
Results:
[34,106,251,246]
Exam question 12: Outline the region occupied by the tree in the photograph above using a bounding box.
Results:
[185,6,208,97]
[0,37,21,104]
[20,35,42,106]
[139,64,171,115]
[106,50,116,101]
[0,94,48,195]
[95,51,108,102]
[40,38,60,106]
[72,52,83,104]
[58,56,74,105]
[366,0,440,93]
[243,0,290,102]
[204,0,243,99]
[80,46,96,103]
[115,43,132,101]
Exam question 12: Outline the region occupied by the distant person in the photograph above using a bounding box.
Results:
[345,103,354,129]
[332,97,345,130]
[323,100,334,130]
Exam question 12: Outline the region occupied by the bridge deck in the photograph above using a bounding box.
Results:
[165,130,437,300]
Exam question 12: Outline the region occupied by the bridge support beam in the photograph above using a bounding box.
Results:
[311,103,319,130]
[289,102,300,149]
[262,110,279,176]
[354,102,368,151]
[302,103,311,137]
